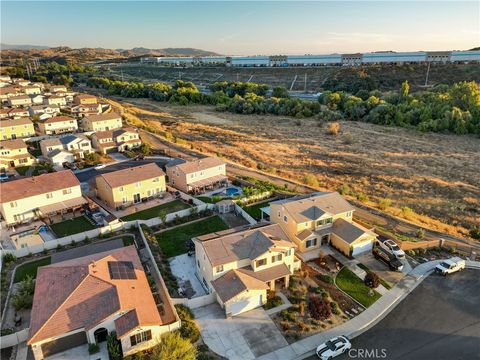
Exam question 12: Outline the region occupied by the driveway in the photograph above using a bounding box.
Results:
[194,304,288,360]
[108,152,128,162]
[354,252,406,285]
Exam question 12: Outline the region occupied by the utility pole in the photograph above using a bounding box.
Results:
[424,62,431,87]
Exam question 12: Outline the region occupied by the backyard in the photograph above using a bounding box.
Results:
[156,215,229,257]
[14,257,51,283]
[243,200,271,221]
[120,199,191,221]
[49,215,96,237]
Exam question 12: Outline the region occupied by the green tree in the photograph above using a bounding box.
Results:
[151,332,197,360]
[272,86,290,98]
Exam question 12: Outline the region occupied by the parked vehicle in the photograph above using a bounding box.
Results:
[62,161,78,171]
[376,236,405,259]
[316,336,351,360]
[0,173,10,182]
[372,245,404,271]
[95,164,106,170]
[435,257,466,276]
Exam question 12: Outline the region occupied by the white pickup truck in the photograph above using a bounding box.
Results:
[434,257,466,276]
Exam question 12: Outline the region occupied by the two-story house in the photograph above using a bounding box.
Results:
[28,246,180,360]
[8,95,32,107]
[0,138,35,171]
[95,163,166,210]
[0,108,30,119]
[82,113,123,132]
[23,86,42,96]
[28,105,61,118]
[44,95,67,108]
[69,103,102,118]
[73,93,98,105]
[165,156,227,194]
[0,170,87,225]
[194,223,300,316]
[0,117,35,140]
[36,115,78,135]
[49,84,68,93]
[91,127,141,154]
[269,192,377,259]
[59,134,92,159]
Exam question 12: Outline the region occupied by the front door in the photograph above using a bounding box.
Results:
[94,328,108,343]
[133,193,141,203]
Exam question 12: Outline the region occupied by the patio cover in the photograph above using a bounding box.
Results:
[38,196,88,215]
[189,174,227,189]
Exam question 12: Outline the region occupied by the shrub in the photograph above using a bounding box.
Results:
[364,271,380,289]
[469,227,480,240]
[416,228,425,239]
[401,206,414,218]
[326,122,340,135]
[330,301,340,315]
[407,249,416,256]
[303,173,319,188]
[343,132,354,144]
[378,198,392,210]
[280,321,291,331]
[179,319,200,343]
[3,253,17,266]
[281,309,296,322]
[297,321,309,332]
[107,331,122,360]
[88,343,100,354]
[309,295,332,320]
[152,332,197,360]
[175,304,195,321]
[264,295,283,310]
[319,274,334,284]
[356,192,369,202]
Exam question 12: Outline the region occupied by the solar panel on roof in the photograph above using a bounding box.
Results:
[108,261,137,280]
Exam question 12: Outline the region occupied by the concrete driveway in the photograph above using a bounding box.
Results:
[194,304,288,360]
[355,252,406,285]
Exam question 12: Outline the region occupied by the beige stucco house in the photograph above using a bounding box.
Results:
[7,95,32,107]
[28,246,180,359]
[95,163,166,210]
[44,95,67,107]
[0,138,35,171]
[91,127,141,154]
[0,117,35,140]
[268,192,377,258]
[0,170,87,225]
[194,223,301,316]
[36,115,78,135]
[82,113,123,132]
[166,157,227,194]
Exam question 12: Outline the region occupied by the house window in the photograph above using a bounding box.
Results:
[271,254,282,263]
[216,265,224,273]
[197,260,200,268]
[135,182,141,188]
[346,211,353,217]
[306,238,318,248]
[46,193,53,199]
[316,218,333,226]
[122,197,128,204]
[10,201,17,208]
[283,215,288,223]
[153,177,159,183]
[256,258,267,267]
[130,330,152,347]
[62,188,72,195]
[119,186,124,192]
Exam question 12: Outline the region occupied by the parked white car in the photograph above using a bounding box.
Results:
[316,336,351,360]
[435,257,466,276]
[378,237,405,259]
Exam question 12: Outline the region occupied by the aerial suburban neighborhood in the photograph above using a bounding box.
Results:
[0,2,479,360]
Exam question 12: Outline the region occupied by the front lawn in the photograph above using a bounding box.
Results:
[335,267,381,307]
[156,216,229,257]
[15,166,30,176]
[50,216,96,237]
[14,257,51,283]
[357,263,392,290]
[121,200,191,221]
[244,200,271,220]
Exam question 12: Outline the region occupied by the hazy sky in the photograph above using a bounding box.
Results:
[1,1,478,55]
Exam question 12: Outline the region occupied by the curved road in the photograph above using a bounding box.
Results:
[308,269,480,360]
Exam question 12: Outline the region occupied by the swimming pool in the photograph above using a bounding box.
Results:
[225,187,241,197]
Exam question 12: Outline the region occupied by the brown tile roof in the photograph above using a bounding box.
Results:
[172,156,225,174]
[28,246,165,344]
[75,93,97,99]
[0,138,27,150]
[97,163,165,189]
[85,112,122,123]
[114,309,140,337]
[8,108,28,114]
[297,229,314,241]
[40,138,62,147]
[211,269,269,303]
[47,95,65,100]
[273,192,355,223]
[0,170,79,203]
[0,117,33,127]
[197,224,295,267]
[41,115,76,124]
[93,130,113,140]
[9,95,30,100]
[331,218,375,244]
[237,263,291,283]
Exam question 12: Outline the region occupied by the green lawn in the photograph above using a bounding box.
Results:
[357,263,392,290]
[50,216,96,237]
[121,200,191,221]
[196,196,213,204]
[14,257,51,283]
[156,216,229,257]
[122,235,135,246]
[15,166,30,176]
[244,200,271,220]
[335,267,381,307]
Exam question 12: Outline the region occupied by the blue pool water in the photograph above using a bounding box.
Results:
[38,225,48,233]
[225,187,240,196]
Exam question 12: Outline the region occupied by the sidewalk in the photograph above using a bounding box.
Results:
[256,259,479,360]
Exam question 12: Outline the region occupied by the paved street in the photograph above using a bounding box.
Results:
[307,269,480,360]
[74,159,169,183]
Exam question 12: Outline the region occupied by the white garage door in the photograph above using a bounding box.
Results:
[226,294,262,316]
[352,240,373,256]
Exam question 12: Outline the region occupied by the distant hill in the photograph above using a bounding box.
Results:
[469,46,480,51]
[0,46,220,64]
[1,43,50,50]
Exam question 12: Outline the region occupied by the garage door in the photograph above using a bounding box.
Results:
[352,240,373,256]
[41,331,87,357]
[226,294,262,316]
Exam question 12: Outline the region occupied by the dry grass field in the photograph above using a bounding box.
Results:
[108,96,480,238]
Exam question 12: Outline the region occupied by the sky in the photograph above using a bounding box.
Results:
[1,1,479,55]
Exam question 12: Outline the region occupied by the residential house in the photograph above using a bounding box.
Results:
[91,127,141,154]
[69,103,102,118]
[7,95,32,107]
[28,246,180,360]
[73,93,98,105]
[30,94,45,105]
[194,223,300,316]
[0,138,35,171]
[46,149,75,167]
[95,163,166,210]
[40,138,63,158]
[0,86,20,104]
[166,156,227,194]
[40,135,91,164]
[0,108,30,119]
[49,84,68,93]
[82,113,123,132]
[0,108,11,119]
[0,117,35,140]
[44,95,67,108]
[268,192,377,258]
[14,79,31,87]
[36,115,78,135]
[59,134,92,159]
[23,86,42,95]
[28,105,61,118]
[0,170,87,225]
[0,75,11,83]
